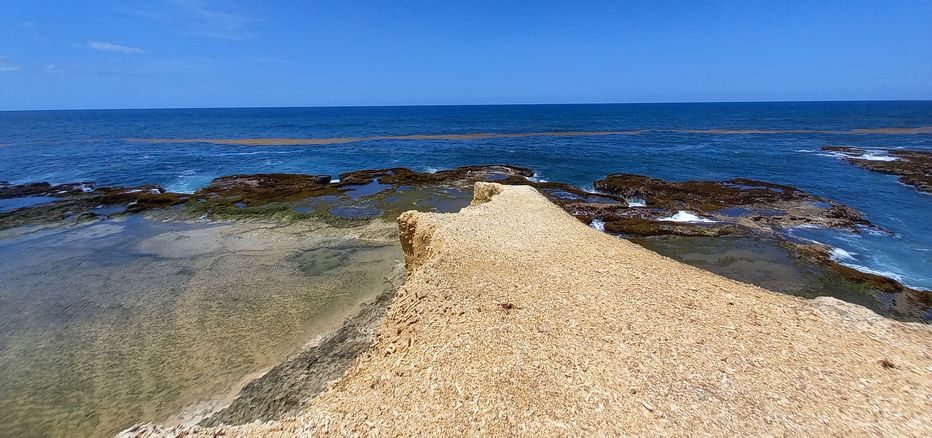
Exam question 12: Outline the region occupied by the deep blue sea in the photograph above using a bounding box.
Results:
[1,102,930,289]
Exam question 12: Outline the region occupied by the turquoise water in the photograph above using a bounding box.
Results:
[1,102,930,289]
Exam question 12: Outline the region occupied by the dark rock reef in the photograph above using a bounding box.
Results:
[0,180,186,230]
[822,146,932,193]
[336,165,534,186]
[3,166,926,319]
[544,173,868,237]
[194,173,337,207]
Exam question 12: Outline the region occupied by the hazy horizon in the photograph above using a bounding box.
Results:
[4,99,932,113]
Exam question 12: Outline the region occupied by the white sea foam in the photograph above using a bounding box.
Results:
[526,172,547,183]
[824,149,898,162]
[331,178,340,183]
[856,151,898,161]
[829,247,857,262]
[658,211,716,223]
[590,218,605,231]
[626,197,646,207]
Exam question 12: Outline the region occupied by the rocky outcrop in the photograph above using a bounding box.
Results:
[822,146,932,193]
[0,181,186,230]
[588,173,868,231]
[122,183,932,437]
[337,165,534,186]
[195,174,336,207]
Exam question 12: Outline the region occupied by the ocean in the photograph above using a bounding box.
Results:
[2,101,932,436]
[2,101,930,290]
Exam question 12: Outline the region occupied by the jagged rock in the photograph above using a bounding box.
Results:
[195,173,335,207]
[602,217,737,237]
[337,165,534,186]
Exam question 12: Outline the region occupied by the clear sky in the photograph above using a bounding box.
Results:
[1,0,930,110]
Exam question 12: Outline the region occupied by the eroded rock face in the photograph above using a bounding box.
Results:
[822,146,932,193]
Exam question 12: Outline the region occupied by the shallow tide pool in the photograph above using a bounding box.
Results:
[0,216,401,437]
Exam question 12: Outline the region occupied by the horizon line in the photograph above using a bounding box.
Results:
[2,98,931,113]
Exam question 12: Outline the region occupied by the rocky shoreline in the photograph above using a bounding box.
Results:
[121,183,932,436]
[4,170,929,435]
[2,164,928,320]
[821,146,932,193]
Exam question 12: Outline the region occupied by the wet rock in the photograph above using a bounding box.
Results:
[195,173,335,207]
[337,165,534,187]
[589,173,869,231]
[822,146,932,193]
[0,181,186,230]
[794,243,931,312]
[602,218,737,237]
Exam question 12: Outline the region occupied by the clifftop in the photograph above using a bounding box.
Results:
[125,183,931,436]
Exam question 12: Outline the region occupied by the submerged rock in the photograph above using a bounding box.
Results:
[0,181,186,230]
[822,146,932,193]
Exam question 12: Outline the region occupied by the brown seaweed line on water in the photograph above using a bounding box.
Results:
[119,126,932,146]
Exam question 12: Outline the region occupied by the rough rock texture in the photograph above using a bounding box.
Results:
[199,266,404,427]
[123,183,932,437]
[338,165,534,186]
[795,243,932,310]
[0,181,187,230]
[822,146,932,193]
[195,174,336,207]
[591,173,868,230]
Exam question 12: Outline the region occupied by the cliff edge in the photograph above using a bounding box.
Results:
[124,183,931,436]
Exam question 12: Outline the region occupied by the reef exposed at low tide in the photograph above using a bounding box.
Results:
[822,146,932,193]
[2,164,927,320]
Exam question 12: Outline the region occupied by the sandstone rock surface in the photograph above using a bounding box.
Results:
[124,183,931,437]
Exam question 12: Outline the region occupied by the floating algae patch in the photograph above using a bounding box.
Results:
[632,236,926,321]
[0,215,402,437]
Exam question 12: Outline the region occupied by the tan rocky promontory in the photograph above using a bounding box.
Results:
[124,183,932,437]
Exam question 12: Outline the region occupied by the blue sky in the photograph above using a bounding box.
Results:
[1,0,930,110]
